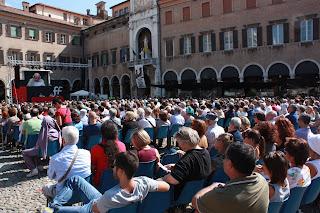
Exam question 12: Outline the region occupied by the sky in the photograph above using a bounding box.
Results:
[5,0,125,14]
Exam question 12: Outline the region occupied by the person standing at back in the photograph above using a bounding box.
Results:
[52,98,72,128]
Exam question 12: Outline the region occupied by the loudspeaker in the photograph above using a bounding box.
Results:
[14,65,20,88]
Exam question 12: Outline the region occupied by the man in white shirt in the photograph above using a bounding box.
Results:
[170,107,185,126]
[42,126,91,199]
[205,113,225,151]
[137,107,156,129]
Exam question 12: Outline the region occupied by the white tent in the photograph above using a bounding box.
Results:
[70,90,90,100]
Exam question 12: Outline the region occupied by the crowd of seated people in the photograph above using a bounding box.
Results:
[0,96,320,212]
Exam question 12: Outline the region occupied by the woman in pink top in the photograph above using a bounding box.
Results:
[52,98,72,127]
[131,129,160,163]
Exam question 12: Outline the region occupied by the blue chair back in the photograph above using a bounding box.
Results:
[161,153,180,165]
[2,124,8,136]
[135,160,156,178]
[157,126,169,140]
[207,168,229,185]
[144,127,155,141]
[118,129,123,142]
[268,202,283,213]
[13,125,20,142]
[99,169,119,193]
[280,187,307,213]
[77,130,84,149]
[86,135,102,150]
[209,147,218,160]
[47,140,60,157]
[173,179,205,206]
[169,124,182,137]
[138,191,171,213]
[184,122,192,127]
[301,177,320,206]
[25,134,39,149]
[108,203,138,213]
[124,129,135,145]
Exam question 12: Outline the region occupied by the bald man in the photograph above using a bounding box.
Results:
[83,111,102,149]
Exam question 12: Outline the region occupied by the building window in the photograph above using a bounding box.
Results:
[202,33,212,52]
[183,36,192,54]
[182,7,191,21]
[44,54,53,62]
[300,19,313,42]
[247,27,257,48]
[224,31,233,50]
[115,11,119,17]
[119,9,124,16]
[63,13,67,21]
[120,47,128,63]
[83,19,89,26]
[8,50,22,61]
[111,49,117,64]
[9,25,21,38]
[45,32,54,42]
[74,17,80,25]
[202,2,210,18]
[223,0,233,14]
[124,7,129,14]
[165,39,174,57]
[101,51,108,66]
[27,28,37,40]
[246,0,256,9]
[59,34,67,44]
[272,0,283,4]
[71,35,80,45]
[165,11,173,25]
[272,24,284,45]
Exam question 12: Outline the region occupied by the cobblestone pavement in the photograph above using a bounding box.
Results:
[0,150,52,213]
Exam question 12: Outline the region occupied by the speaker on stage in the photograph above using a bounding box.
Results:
[14,65,20,88]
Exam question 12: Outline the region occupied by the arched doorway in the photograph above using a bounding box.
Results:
[137,28,152,59]
[164,71,178,97]
[0,80,5,101]
[181,69,198,97]
[72,80,82,92]
[243,65,264,96]
[268,63,290,96]
[111,76,120,98]
[200,68,218,97]
[292,61,320,96]
[94,78,101,94]
[221,66,242,97]
[102,78,110,96]
[121,75,131,99]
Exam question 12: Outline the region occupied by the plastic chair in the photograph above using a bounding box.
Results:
[86,135,102,150]
[161,153,180,165]
[144,127,155,142]
[172,179,205,206]
[217,118,224,127]
[99,169,119,193]
[47,140,60,157]
[138,191,171,213]
[168,124,182,138]
[25,134,39,149]
[157,126,169,140]
[135,160,156,178]
[77,130,84,149]
[209,147,218,160]
[109,203,138,213]
[268,202,283,213]
[280,187,307,213]
[300,177,320,206]
[206,168,229,186]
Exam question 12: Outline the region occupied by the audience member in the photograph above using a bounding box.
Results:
[191,119,208,149]
[296,113,313,141]
[228,117,243,143]
[306,134,320,180]
[275,117,296,151]
[205,113,225,151]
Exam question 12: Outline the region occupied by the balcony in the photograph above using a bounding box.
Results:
[128,58,157,68]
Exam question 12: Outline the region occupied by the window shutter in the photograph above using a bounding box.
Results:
[0,23,2,36]
[313,18,319,40]
[284,23,289,43]
[25,28,29,40]
[6,24,10,37]
[66,34,70,44]
[267,25,272,45]
[43,53,47,62]
[17,27,22,38]
[35,29,39,41]
[199,35,203,52]
[0,50,4,65]
[191,36,195,53]
[257,26,263,46]
[179,38,184,55]
[42,31,46,42]
[294,21,300,42]
[52,32,55,42]
[18,52,23,60]
[242,29,247,48]
[106,52,109,65]
[211,32,216,51]
[100,53,104,66]
[36,54,40,61]
[219,32,224,50]
[57,33,61,44]
[233,30,238,49]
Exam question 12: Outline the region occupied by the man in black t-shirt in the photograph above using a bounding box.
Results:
[161,127,211,198]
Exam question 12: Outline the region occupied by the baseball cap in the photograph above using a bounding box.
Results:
[205,112,218,121]
[308,134,320,156]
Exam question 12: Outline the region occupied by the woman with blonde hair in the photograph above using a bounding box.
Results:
[131,129,160,162]
[122,111,139,141]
